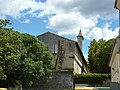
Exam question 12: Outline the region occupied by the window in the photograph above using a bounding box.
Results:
[52,43,58,54]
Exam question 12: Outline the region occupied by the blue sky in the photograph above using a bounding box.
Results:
[0,0,119,59]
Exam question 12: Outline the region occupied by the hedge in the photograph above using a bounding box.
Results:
[74,73,110,85]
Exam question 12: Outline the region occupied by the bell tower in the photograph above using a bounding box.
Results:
[77,29,84,49]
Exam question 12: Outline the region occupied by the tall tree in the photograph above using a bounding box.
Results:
[88,39,97,72]
[0,19,53,87]
[88,38,115,74]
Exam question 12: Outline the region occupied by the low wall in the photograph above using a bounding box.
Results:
[110,82,120,90]
[48,70,73,90]
[23,70,73,90]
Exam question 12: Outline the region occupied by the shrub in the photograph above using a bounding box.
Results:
[74,73,110,85]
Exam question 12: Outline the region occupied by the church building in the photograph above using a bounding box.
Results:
[37,30,87,90]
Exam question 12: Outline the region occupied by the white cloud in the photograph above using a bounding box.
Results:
[87,23,119,41]
[0,0,117,18]
[87,27,103,41]
[47,12,98,36]
[44,0,118,41]
[0,0,44,18]
[102,24,118,40]
[43,0,117,18]
[0,0,118,41]
[0,15,6,19]
[47,12,80,33]
[76,0,116,18]
[22,19,30,23]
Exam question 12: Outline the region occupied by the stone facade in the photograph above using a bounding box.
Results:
[109,36,120,83]
[37,32,74,70]
[109,33,120,89]
[37,32,87,73]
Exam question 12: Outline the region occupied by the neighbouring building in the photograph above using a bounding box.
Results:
[37,30,87,90]
[109,32,120,89]
[109,35,120,83]
[109,0,120,90]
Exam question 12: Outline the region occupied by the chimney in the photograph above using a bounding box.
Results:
[77,29,84,49]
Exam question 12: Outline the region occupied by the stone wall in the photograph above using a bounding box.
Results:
[22,70,73,90]
[48,70,73,90]
[110,82,120,90]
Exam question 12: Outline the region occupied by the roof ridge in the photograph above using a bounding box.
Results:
[37,32,76,42]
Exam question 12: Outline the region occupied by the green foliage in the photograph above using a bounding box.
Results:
[88,39,115,74]
[0,66,6,80]
[74,73,110,85]
[0,19,53,87]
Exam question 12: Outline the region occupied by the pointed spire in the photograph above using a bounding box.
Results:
[78,29,82,36]
[77,29,84,40]
[77,29,84,49]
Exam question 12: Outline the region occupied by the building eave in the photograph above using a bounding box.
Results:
[75,42,87,66]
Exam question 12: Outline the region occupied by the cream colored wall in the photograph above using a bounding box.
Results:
[110,37,120,83]
[74,60,81,74]
[111,54,119,82]
[74,55,82,74]
[74,46,87,73]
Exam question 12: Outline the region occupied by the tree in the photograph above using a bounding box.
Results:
[0,66,6,80]
[88,38,115,74]
[88,39,97,72]
[0,19,53,87]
